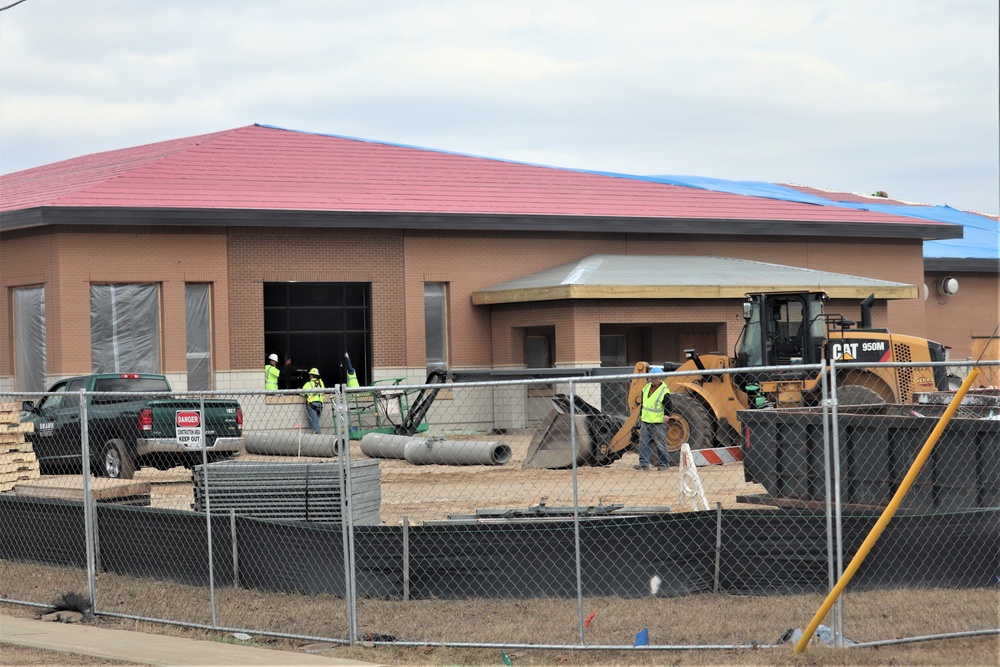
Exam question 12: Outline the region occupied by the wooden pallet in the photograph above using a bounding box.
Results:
[0,405,39,491]
[0,436,33,449]
[0,422,33,435]
[0,466,41,491]
[0,452,39,475]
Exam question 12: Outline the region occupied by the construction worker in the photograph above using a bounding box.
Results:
[344,352,360,388]
[264,354,292,390]
[635,365,674,470]
[302,368,325,434]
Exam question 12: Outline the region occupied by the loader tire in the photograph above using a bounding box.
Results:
[838,384,886,406]
[665,394,712,451]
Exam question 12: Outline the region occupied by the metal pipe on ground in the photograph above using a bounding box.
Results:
[360,433,512,465]
[404,438,512,466]
[244,430,339,457]
[360,433,410,459]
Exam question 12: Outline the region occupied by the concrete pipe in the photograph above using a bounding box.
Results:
[403,437,512,466]
[359,432,411,459]
[244,431,339,457]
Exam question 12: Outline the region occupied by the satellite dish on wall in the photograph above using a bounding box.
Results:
[922,284,929,301]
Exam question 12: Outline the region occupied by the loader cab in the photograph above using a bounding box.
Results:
[736,292,828,368]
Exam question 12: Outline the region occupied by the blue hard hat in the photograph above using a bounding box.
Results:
[650,366,663,374]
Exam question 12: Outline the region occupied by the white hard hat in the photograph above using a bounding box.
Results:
[268,353,279,362]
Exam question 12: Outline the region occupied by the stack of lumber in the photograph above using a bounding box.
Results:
[192,459,381,524]
[14,477,152,506]
[0,402,39,492]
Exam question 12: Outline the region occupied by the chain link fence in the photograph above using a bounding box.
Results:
[1,360,997,650]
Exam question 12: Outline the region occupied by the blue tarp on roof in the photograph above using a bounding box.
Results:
[647,175,998,261]
[265,127,998,261]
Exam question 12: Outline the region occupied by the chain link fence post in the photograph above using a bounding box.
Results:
[568,379,586,646]
[199,394,218,628]
[336,385,359,645]
[80,388,98,617]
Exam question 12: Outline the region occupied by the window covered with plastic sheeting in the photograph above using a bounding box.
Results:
[13,285,46,391]
[90,284,160,374]
[424,283,448,372]
[185,283,212,391]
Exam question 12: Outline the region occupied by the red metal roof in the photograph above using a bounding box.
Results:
[0,124,953,228]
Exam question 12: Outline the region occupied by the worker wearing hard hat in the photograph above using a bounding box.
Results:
[302,368,325,434]
[264,353,292,390]
[635,365,674,471]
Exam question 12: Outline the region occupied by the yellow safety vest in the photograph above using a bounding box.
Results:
[265,365,281,391]
[303,379,325,403]
[640,383,671,424]
[346,369,360,388]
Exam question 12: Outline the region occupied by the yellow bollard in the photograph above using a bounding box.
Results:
[792,368,981,654]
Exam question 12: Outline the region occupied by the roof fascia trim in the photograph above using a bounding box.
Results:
[924,258,999,273]
[472,284,917,305]
[0,207,962,240]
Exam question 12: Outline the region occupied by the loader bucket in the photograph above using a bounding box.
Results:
[523,394,624,469]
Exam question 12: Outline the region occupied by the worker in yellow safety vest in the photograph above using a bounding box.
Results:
[265,353,292,390]
[344,352,360,388]
[302,368,325,434]
[635,366,674,471]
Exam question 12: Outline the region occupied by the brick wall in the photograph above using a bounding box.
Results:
[1,225,229,378]
[5,222,975,387]
[923,272,1000,360]
[226,226,406,371]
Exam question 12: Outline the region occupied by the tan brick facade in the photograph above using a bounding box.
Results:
[2,223,994,388]
[923,271,1000,360]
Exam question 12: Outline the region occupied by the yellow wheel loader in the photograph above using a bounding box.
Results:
[524,291,949,468]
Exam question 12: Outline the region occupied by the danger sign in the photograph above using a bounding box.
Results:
[176,409,203,448]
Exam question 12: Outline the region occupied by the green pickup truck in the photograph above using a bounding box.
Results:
[21,373,244,479]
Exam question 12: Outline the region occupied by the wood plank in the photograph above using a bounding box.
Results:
[0,402,19,413]
[0,411,21,425]
[13,476,151,501]
[0,422,33,434]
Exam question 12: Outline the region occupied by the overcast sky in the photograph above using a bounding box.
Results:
[1,0,997,214]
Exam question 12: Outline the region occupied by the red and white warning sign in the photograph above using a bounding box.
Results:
[176,410,203,448]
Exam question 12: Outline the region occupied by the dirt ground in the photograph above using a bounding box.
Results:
[132,432,767,524]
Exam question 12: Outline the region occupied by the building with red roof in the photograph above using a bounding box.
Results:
[1,123,990,394]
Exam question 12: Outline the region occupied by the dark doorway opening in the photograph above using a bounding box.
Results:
[264,282,371,388]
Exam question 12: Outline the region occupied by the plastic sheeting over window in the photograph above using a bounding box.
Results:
[90,284,160,374]
[13,286,46,392]
[185,284,211,391]
[424,283,448,371]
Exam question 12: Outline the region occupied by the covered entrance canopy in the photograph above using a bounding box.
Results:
[473,255,915,369]
[472,254,916,304]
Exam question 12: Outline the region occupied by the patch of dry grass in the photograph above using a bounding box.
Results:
[2,560,997,666]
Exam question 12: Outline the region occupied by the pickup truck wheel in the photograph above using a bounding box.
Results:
[666,394,712,451]
[100,439,136,480]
